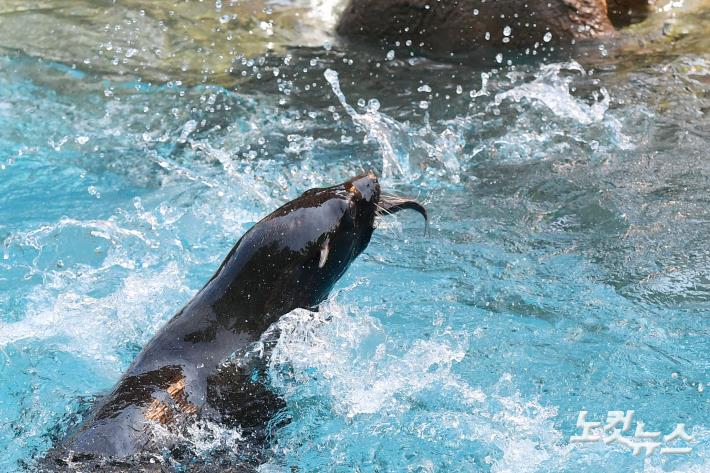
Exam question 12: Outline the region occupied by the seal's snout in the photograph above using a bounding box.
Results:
[345,170,380,203]
[345,171,427,231]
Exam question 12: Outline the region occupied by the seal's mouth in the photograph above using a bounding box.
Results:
[376,192,428,228]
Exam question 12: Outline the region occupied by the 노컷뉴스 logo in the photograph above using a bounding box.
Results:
[571,410,694,457]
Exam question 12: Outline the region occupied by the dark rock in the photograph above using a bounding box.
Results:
[337,0,617,54]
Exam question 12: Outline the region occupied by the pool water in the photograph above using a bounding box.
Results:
[0,13,709,473]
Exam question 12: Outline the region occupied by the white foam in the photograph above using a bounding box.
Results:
[266,299,572,471]
[0,258,191,375]
[150,417,245,459]
[494,61,609,125]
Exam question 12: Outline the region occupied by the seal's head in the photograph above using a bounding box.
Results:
[292,170,383,261]
[212,171,426,325]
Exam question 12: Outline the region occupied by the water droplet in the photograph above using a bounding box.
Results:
[495,53,503,63]
[485,32,491,41]
[473,9,479,15]
[417,84,432,93]
[386,50,395,61]
[418,101,429,110]
[456,85,463,94]
[367,98,381,112]
[543,31,552,42]
[503,26,511,36]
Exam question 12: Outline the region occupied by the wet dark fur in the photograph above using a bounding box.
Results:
[38,172,425,471]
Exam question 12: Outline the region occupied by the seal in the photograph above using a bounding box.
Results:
[46,171,426,470]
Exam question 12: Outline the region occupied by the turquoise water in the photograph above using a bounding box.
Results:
[1,42,708,472]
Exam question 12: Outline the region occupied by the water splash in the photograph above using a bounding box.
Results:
[264,299,573,471]
[324,68,462,183]
[0,260,190,373]
[494,61,609,125]
[324,68,410,181]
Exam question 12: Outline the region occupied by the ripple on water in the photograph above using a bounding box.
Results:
[0,45,708,472]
